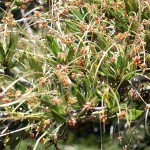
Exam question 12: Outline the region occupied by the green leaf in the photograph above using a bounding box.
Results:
[8,34,18,51]
[145,31,150,51]
[71,9,84,21]
[124,0,132,13]
[106,97,116,109]
[131,0,139,13]
[76,89,86,106]
[15,0,23,6]
[97,32,109,50]
[8,60,19,69]
[51,109,66,123]
[100,64,116,79]
[46,35,61,57]
[124,0,138,14]
[83,78,90,97]
[66,46,74,62]
[28,55,43,72]
[47,57,59,66]
[65,20,80,32]
[8,132,22,149]
[117,55,122,69]
[40,95,52,106]
[130,21,139,32]
[0,42,5,63]
[14,82,26,93]
[80,7,89,23]
[127,109,144,120]
[6,34,18,61]
[8,53,25,69]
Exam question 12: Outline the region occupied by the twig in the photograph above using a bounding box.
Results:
[0,124,33,137]
[33,131,48,150]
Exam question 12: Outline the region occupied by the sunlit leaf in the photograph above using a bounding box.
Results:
[127,109,144,120]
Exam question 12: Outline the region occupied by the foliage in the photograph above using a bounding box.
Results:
[0,0,150,150]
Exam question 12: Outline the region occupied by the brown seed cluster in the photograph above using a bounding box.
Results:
[27,96,38,108]
[20,4,27,10]
[41,21,48,27]
[38,77,47,86]
[117,110,126,119]
[5,2,12,8]
[77,57,85,66]
[117,32,130,42]
[80,47,88,55]
[132,56,141,65]
[1,13,16,26]
[52,97,60,105]
[1,97,11,103]
[68,97,77,105]
[83,102,92,110]
[145,104,150,109]
[34,11,41,18]
[68,118,77,126]
[59,75,72,86]
[130,46,140,57]
[57,52,67,60]
[79,21,94,32]
[99,114,107,123]
[58,33,75,45]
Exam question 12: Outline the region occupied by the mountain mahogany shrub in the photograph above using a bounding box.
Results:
[0,0,150,149]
